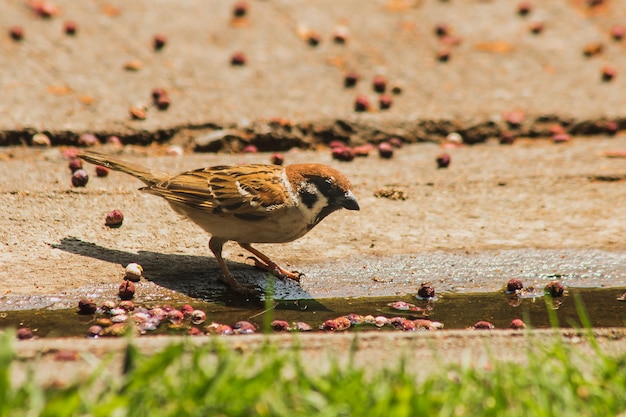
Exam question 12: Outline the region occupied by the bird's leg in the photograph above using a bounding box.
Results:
[209,238,259,295]
[239,243,304,282]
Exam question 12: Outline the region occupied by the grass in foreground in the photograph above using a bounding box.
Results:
[1,327,626,417]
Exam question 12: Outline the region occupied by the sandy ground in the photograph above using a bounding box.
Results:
[2,0,626,384]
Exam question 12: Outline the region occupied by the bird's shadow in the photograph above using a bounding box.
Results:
[52,237,314,305]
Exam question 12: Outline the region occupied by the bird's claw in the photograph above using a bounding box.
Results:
[247,256,304,282]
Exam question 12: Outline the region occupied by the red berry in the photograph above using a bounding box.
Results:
[354,94,370,112]
[118,280,136,300]
[153,34,167,50]
[105,209,124,227]
[378,142,394,159]
[71,169,89,187]
[9,26,24,41]
[436,153,451,168]
[63,20,78,35]
[95,165,109,177]
[68,158,83,173]
[270,153,285,165]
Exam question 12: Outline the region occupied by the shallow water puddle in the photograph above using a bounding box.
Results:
[1,288,625,338]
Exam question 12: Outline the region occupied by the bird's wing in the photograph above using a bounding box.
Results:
[141,164,295,217]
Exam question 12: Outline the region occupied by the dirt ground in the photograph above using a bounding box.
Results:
[2,0,626,382]
[1,137,626,306]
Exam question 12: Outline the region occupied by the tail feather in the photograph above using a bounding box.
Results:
[78,151,169,186]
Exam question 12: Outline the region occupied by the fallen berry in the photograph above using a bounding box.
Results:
[230,51,246,66]
[506,278,524,293]
[379,94,393,110]
[510,318,526,329]
[270,153,285,165]
[105,209,124,228]
[118,280,136,300]
[71,169,89,187]
[436,153,451,169]
[372,75,387,93]
[354,94,370,112]
[153,33,167,50]
[68,158,83,173]
[78,299,97,315]
[9,26,24,41]
[344,71,359,87]
[63,20,77,35]
[378,142,394,159]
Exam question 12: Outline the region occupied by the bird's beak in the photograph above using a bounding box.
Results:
[341,190,360,211]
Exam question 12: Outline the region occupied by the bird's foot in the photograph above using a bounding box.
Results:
[247,256,304,282]
[218,274,261,296]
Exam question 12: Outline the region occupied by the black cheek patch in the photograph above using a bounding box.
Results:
[299,190,318,209]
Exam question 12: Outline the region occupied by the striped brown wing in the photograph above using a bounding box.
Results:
[141,164,293,217]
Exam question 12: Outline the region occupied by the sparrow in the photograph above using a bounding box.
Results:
[79,151,360,294]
